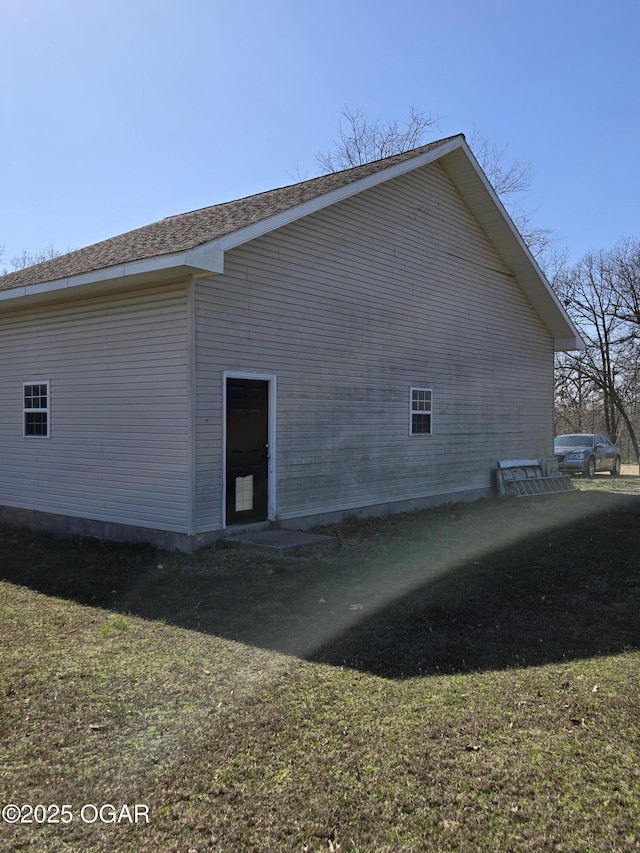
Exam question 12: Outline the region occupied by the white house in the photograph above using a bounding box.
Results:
[0,135,582,550]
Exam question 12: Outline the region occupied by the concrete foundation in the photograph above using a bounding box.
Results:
[0,485,492,552]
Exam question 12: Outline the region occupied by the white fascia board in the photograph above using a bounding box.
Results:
[0,245,224,305]
[554,337,585,352]
[183,242,225,273]
[214,136,467,253]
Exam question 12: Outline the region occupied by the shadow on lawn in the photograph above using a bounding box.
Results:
[307,502,640,677]
[1,491,639,678]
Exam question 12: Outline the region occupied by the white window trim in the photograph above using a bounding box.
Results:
[23,380,51,439]
[409,386,433,436]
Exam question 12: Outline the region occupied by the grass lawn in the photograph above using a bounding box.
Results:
[1,472,639,851]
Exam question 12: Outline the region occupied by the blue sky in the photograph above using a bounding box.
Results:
[1,0,638,268]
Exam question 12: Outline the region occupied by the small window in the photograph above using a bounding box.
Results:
[24,382,50,437]
[410,387,432,435]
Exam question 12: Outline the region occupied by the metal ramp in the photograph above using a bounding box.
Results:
[496,458,576,498]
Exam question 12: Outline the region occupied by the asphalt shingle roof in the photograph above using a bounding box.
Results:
[0,137,459,292]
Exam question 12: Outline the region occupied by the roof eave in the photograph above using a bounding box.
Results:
[0,243,224,306]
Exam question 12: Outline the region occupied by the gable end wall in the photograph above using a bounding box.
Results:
[194,162,554,532]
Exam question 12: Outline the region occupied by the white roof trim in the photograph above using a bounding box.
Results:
[0,245,224,304]
[214,136,466,253]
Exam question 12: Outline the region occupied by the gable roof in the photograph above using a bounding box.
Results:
[0,137,457,293]
[0,134,583,350]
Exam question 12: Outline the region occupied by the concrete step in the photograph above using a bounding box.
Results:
[222,528,337,555]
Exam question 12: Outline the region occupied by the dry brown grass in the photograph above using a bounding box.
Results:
[1,477,639,851]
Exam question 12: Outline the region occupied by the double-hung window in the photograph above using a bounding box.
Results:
[410,387,432,435]
[23,381,50,437]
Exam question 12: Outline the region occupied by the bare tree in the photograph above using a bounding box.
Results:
[467,128,555,263]
[608,237,640,328]
[315,106,439,173]
[1,244,61,275]
[555,351,601,435]
[7,244,60,271]
[316,108,554,263]
[555,248,640,469]
[467,130,531,198]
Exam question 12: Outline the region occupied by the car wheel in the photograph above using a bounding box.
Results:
[610,456,621,476]
[584,457,596,477]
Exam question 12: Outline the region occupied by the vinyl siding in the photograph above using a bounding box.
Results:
[0,282,192,532]
[194,161,554,531]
